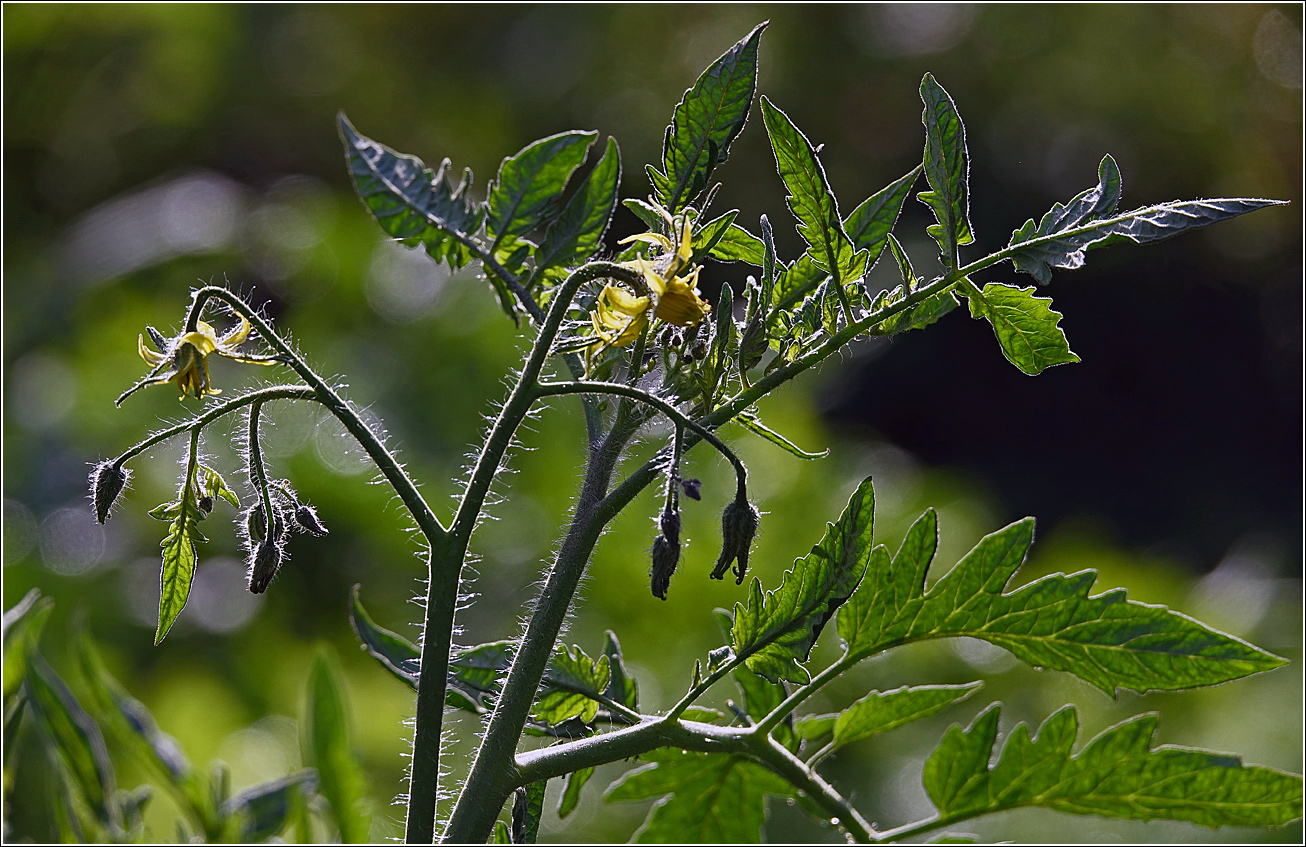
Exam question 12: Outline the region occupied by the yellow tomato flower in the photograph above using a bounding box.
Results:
[617,207,711,328]
[590,284,651,348]
[137,315,274,400]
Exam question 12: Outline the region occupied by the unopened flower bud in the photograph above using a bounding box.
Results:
[198,495,214,514]
[658,508,681,546]
[650,534,681,601]
[245,503,266,542]
[680,478,702,501]
[294,504,328,537]
[247,540,283,594]
[711,496,760,584]
[91,462,129,524]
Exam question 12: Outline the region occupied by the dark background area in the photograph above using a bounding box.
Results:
[4,5,1301,843]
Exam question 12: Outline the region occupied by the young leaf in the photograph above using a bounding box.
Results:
[155,474,205,646]
[735,408,829,460]
[844,165,922,265]
[511,781,547,844]
[533,137,622,286]
[486,131,597,248]
[651,23,766,213]
[220,770,318,843]
[838,508,1288,694]
[605,749,791,843]
[348,585,419,690]
[338,113,482,270]
[867,286,959,337]
[688,210,739,266]
[829,682,982,750]
[963,282,1079,375]
[731,478,874,683]
[709,222,767,266]
[534,645,610,726]
[1007,153,1285,284]
[601,630,638,711]
[760,97,866,286]
[924,704,1304,828]
[917,74,973,269]
[302,649,370,843]
[558,766,595,819]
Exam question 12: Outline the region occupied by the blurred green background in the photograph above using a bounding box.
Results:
[4,4,1301,843]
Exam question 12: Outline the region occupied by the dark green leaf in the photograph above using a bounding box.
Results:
[601,630,638,711]
[450,640,515,712]
[830,683,982,750]
[917,74,973,269]
[709,222,766,266]
[533,137,621,286]
[221,770,318,842]
[925,704,1304,828]
[534,644,610,725]
[511,781,547,844]
[761,97,866,286]
[3,588,52,700]
[839,509,1288,694]
[732,478,874,683]
[338,112,482,270]
[26,654,120,830]
[606,750,791,843]
[348,585,419,690]
[652,23,766,213]
[302,649,370,843]
[963,282,1079,375]
[844,165,922,265]
[735,408,829,460]
[1007,155,1284,283]
[487,131,596,249]
[732,667,796,752]
[559,766,595,819]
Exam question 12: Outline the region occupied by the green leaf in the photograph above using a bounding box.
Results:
[844,165,922,265]
[338,112,482,271]
[302,649,370,843]
[868,287,958,338]
[198,464,239,508]
[533,137,621,286]
[732,478,875,683]
[709,222,766,266]
[623,197,665,231]
[348,585,419,690]
[917,74,973,269]
[558,766,595,819]
[606,750,791,843]
[601,630,638,711]
[924,704,1304,828]
[487,131,597,249]
[735,408,829,460]
[651,23,766,213]
[839,508,1289,694]
[760,97,866,286]
[963,282,1079,375]
[830,682,982,750]
[732,666,797,752]
[221,770,318,842]
[3,588,52,701]
[511,781,547,844]
[494,820,511,843]
[450,640,515,712]
[534,645,610,726]
[679,706,726,724]
[688,210,738,266]
[26,654,120,830]
[771,254,824,314]
[795,713,836,741]
[1007,155,1284,283]
[155,456,205,646]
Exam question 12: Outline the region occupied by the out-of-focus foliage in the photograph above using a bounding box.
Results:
[3,5,1300,842]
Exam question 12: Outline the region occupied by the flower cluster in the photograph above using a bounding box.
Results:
[136,315,274,400]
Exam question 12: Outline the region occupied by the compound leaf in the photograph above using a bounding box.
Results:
[534,645,610,726]
[924,704,1304,828]
[917,74,973,269]
[964,282,1079,375]
[732,478,874,683]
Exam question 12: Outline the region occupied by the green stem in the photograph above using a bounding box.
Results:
[745,734,875,843]
[665,650,748,721]
[246,401,275,544]
[754,654,855,736]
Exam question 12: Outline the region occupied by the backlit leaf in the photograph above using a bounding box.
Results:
[302,649,370,843]
[533,137,621,285]
[917,74,973,269]
[487,131,596,247]
[963,282,1079,375]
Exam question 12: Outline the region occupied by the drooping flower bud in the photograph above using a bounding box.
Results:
[294,504,328,537]
[650,534,681,601]
[711,496,760,584]
[245,503,266,542]
[198,495,214,514]
[247,540,283,594]
[680,478,702,501]
[90,462,129,524]
[658,508,681,546]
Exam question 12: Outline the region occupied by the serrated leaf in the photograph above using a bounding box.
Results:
[338,112,482,270]
[27,654,120,830]
[709,222,767,265]
[771,254,824,313]
[558,767,595,819]
[155,456,205,646]
[221,770,318,842]
[925,704,1304,828]
[732,478,874,684]
[869,286,959,337]
[4,589,52,701]
[533,137,621,286]
[844,165,922,265]
[839,508,1288,694]
[964,282,1079,375]
[487,131,596,250]
[623,197,665,231]
[534,645,610,726]
[831,683,982,750]
[606,750,791,843]
[302,649,370,843]
[917,74,973,269]
[511,781,547,844]
[761,97,867,287]
[795,713,837,741]
[1007,155,1283,283]
[449,640,515,713]
[735,408,829,460]
[348,585,419,691]
[601,630,637,711]
[652,23,765,213]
